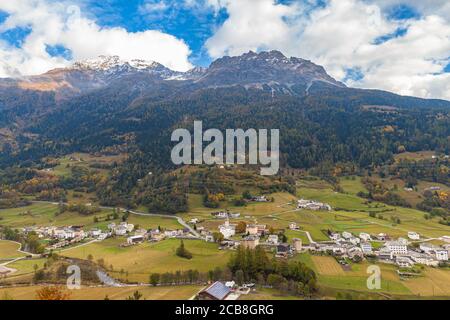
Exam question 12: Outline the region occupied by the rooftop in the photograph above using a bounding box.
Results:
[201,281,231,300]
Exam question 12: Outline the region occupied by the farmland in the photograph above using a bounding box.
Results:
[0,202,182,231]
[1,173,449,300]
[0,285,201,300]
[61,238,231,283]
[0,240,24,260]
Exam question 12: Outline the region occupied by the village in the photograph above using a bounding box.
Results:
[14,197,449,275]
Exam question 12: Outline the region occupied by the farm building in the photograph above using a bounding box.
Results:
[198,281,231,300]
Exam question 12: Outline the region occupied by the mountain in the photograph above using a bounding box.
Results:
[0,50,449,181]
[194,50,345,91]
[0,51,347,97]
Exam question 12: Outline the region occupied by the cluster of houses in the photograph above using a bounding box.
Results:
[211,211,241,219]
[249,195,269,202]
[297,199,332,211]
[377,241,449,268]
[217,220,269,240]
[23,225,86,240]
[22,225,91,250]
[19,219,197,251]
[306,230,449,268]
[213,219,303,258]
[125,227,195,246]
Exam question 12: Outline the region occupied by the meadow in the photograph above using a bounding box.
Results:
[0,202,182,231]
[0,240,24,260]
[61,238,232,283]
[0,284,201,300]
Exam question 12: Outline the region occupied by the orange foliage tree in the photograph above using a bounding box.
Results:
[36,286,71,300]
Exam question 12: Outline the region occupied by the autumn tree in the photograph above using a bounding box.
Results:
[36,286,71,300]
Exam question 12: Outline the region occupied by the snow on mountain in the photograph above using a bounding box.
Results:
[71,55,158,71]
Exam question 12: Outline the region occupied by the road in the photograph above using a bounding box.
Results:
[57,239,99,253]
[0,240,40,258]
[0,256,25,267]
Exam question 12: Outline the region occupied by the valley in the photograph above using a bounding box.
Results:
[0,51,449,301]
[1,155,449,299]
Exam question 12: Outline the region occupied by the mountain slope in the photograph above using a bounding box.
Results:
[0,50,449,173]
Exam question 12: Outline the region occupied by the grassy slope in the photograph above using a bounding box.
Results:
[61,238,231,283]
[0,202,182,231]
[0,241,24,259]
[0,285,201,300]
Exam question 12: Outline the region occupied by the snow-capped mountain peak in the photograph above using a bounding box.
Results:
[71,55,160,72]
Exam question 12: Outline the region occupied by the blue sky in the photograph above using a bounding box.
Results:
[76,0,229,66]
[0,1,443,67]
[0,0,449,99]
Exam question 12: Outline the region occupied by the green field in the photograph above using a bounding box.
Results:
[180,179,449,242]
[340,176,367,195]
[0,202,183,232]
[0,258,47,286]
[291,253,450,297]
[180,192,298,233]
[0,241,24,260]
[61,238,231,283]
[2,174,449,299]
[295,180,450,239]
[46,153,126,178]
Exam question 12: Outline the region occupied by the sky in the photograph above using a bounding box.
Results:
[0,0,449,100]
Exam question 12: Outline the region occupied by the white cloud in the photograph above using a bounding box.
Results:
[0,0,193,77]
[205,0,294,57]
[139,0,169,13]
[205,0,450,100]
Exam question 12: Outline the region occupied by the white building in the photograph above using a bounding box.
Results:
[127,235,144,245]
[107,223,116,230]
[386,241,408,255]
[119,222,134,233]
[297,199,331,211]
[115,226,127,236]
[376,233,387,241]
[134,229,148,237]
[420,243,436,254]
[91,228,102,237]
[360,242,373,254]
[435,250,449,261]
[407,232,420,240]
[329,233,340,241]
[252,196,268,202]
[350,237,361,245]
[267,235,279,245]
[219,220,236,239]
[396,256,414,268]
[342,231,352,240]
[289,222,299,230]
[359,233,372,242]
[164,230,178,238]
[409,252,439,266]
